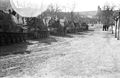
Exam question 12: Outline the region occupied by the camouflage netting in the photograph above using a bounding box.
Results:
[0,10,19,32]
[26,17,49,39]
[26,17,48,32]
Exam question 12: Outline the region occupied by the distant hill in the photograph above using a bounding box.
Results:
[79,11,97,17]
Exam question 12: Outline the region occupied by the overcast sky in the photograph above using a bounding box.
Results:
[75,0,120,11]
[11,0,120,12]
[54,0,120,12]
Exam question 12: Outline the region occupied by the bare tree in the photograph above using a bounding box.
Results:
[99,4,114,32]
[96,6,102,23]
[101,5,114,25]
[113,10,119,37]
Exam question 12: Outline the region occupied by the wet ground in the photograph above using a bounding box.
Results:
[1,24,120,78]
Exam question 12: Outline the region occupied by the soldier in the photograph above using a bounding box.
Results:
[103,24,106,31]
[106,25,109,31]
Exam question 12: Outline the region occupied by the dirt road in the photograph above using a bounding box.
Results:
[1,25,120,78]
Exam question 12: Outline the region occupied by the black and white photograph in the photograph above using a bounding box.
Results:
[0,0,120,78]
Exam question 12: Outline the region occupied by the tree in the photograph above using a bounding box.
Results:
[40,4,62,19]
[100,5,114,25]
[113,10,119,36]
[96,6,102,23]
[112,10,120,40]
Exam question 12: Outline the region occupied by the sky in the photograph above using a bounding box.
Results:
[52,0,120,12]
[4,0,120,17]
[10,0,120,12]
[74,0,120,11]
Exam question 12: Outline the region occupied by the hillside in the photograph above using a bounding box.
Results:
[79,11,97,17]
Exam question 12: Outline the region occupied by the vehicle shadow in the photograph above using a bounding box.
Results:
[0,36,58,57]
[0,30,94,57]
[0,42,31,57]
[70,29,94,36]
[29,36,58,45]
[56,34,74,38]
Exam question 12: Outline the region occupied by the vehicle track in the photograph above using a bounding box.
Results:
[0,36,81,77]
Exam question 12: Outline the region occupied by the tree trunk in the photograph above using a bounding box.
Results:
[115,20,117,38]
[117,19,120,40]
[117,12,120,40]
